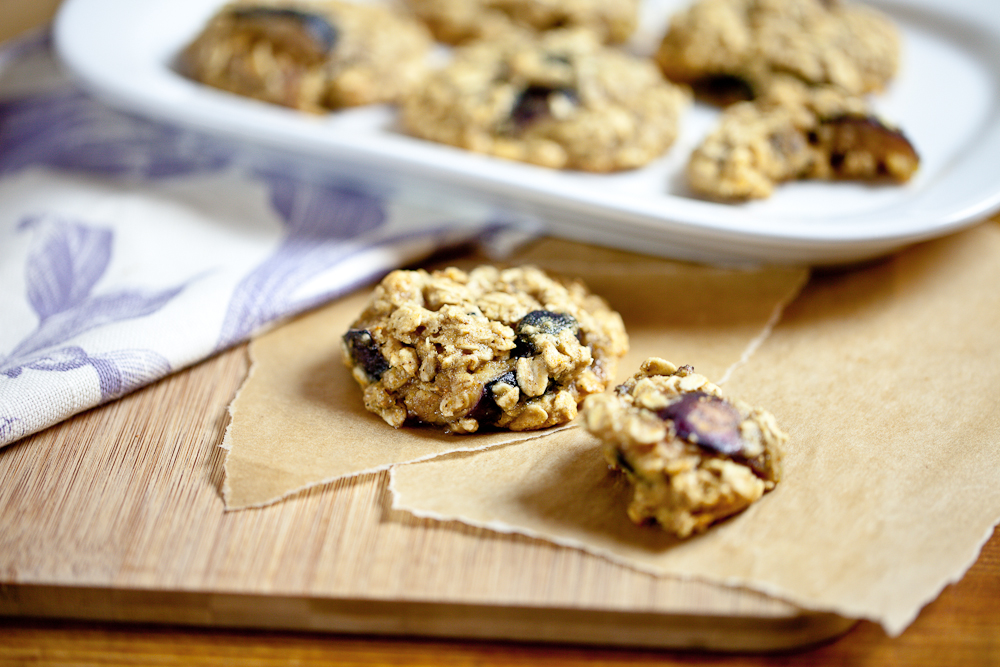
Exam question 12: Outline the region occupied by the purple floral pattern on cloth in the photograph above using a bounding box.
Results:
[216,171,387,348]
[1,215,177,397]
[0,32,507,447]
[0,89,238,179]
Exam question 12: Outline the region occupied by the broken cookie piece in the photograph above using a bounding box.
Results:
[182,0,431,112]
[582,357,786,538]
[343,265,628,433]
[687,77,919,199]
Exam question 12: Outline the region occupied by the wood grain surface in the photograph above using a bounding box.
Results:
[0,338,858,652]
[1,5,996,664]
[0,0,61,43]
[0,531,997,665]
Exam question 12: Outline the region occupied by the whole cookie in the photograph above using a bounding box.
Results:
[655,0,900,104]
[400,29,690,172]
[183,0,431,112]
[583,357,785,538]
[687,76,919,199]
[343,265,629,433]
[406,0,640,45]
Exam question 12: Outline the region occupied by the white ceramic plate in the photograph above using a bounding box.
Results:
[53,0,1000,265]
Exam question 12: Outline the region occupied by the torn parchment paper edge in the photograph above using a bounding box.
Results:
[380,268,993,637]
[389,455,999,637]
[218,336,573,510]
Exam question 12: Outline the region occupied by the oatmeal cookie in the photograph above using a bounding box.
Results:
[406,0,639,45]
[182,0,431,113]
[687,76,919,199]
[400,29,690,172]
[343,265,629,433]
[583,357,785,538]
[655,0,900,104]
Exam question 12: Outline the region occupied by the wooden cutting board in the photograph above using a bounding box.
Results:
[0,341,854,651]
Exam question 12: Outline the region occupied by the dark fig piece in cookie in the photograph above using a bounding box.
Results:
[812,114,919,181]
[343,329,388,380]
[512,310,579,357]
[517,310,579,336]
[582,357,786,538]
[229,6,339,61]
[509,85,580,129]
[466,370,518,426]
[658,391,745,456]
[692,74,756,106]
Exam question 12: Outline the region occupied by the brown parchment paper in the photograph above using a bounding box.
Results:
[390,222,1000,635]
[222,239,808,508]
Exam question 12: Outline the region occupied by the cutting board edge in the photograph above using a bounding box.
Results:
[0,583,857,652]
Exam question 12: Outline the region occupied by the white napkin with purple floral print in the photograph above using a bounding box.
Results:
[0,32,526,447]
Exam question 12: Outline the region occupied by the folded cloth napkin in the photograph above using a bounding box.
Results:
[0,32,524,447]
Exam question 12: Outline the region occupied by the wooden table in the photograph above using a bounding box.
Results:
[0,535,997,665]
[1,334,997,667]
[1,4,997,664]
[0,0,62,43]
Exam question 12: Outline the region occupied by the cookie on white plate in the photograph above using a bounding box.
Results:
[183,0,431,112]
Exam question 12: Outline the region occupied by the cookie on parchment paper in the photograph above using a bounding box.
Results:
[583,357,786,538]
[343,265,629,434]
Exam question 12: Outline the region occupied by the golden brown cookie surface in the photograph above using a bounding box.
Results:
[407,0,640,45]
[656,0,900,103]
[401,29,690,172]
[583,357,785,538]
[183,0,431,112]
[343,266,628,433]
[687,77,919,200]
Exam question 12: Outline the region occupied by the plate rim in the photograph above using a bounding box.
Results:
[50,0,1000,264]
